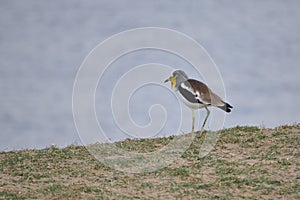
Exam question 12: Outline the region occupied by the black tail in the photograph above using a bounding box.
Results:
[218,102,233,113]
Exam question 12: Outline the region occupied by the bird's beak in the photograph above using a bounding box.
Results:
[164,76,176,88]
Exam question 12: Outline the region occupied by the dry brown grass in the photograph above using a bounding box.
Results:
[1,125,299,199]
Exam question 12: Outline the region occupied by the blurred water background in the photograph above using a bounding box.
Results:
[1,0,299,150]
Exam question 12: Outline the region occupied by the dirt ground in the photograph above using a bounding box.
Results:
[1,125,299,199]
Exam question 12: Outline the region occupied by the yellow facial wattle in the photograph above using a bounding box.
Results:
[169,76,176,88]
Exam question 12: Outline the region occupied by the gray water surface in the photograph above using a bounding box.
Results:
[1,0,299,150]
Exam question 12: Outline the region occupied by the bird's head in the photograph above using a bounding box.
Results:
[164,70,188,88]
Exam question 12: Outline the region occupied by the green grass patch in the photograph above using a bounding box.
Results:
[0,125,299,199]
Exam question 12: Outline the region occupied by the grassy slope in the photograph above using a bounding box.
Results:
[1,125,300,199]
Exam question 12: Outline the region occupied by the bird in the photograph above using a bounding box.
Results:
[164,70,232,132]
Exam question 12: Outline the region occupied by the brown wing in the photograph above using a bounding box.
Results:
[187,79,224,106]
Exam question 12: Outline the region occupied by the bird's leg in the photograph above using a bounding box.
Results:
[192,109,195,133]
[201,106,210,131]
